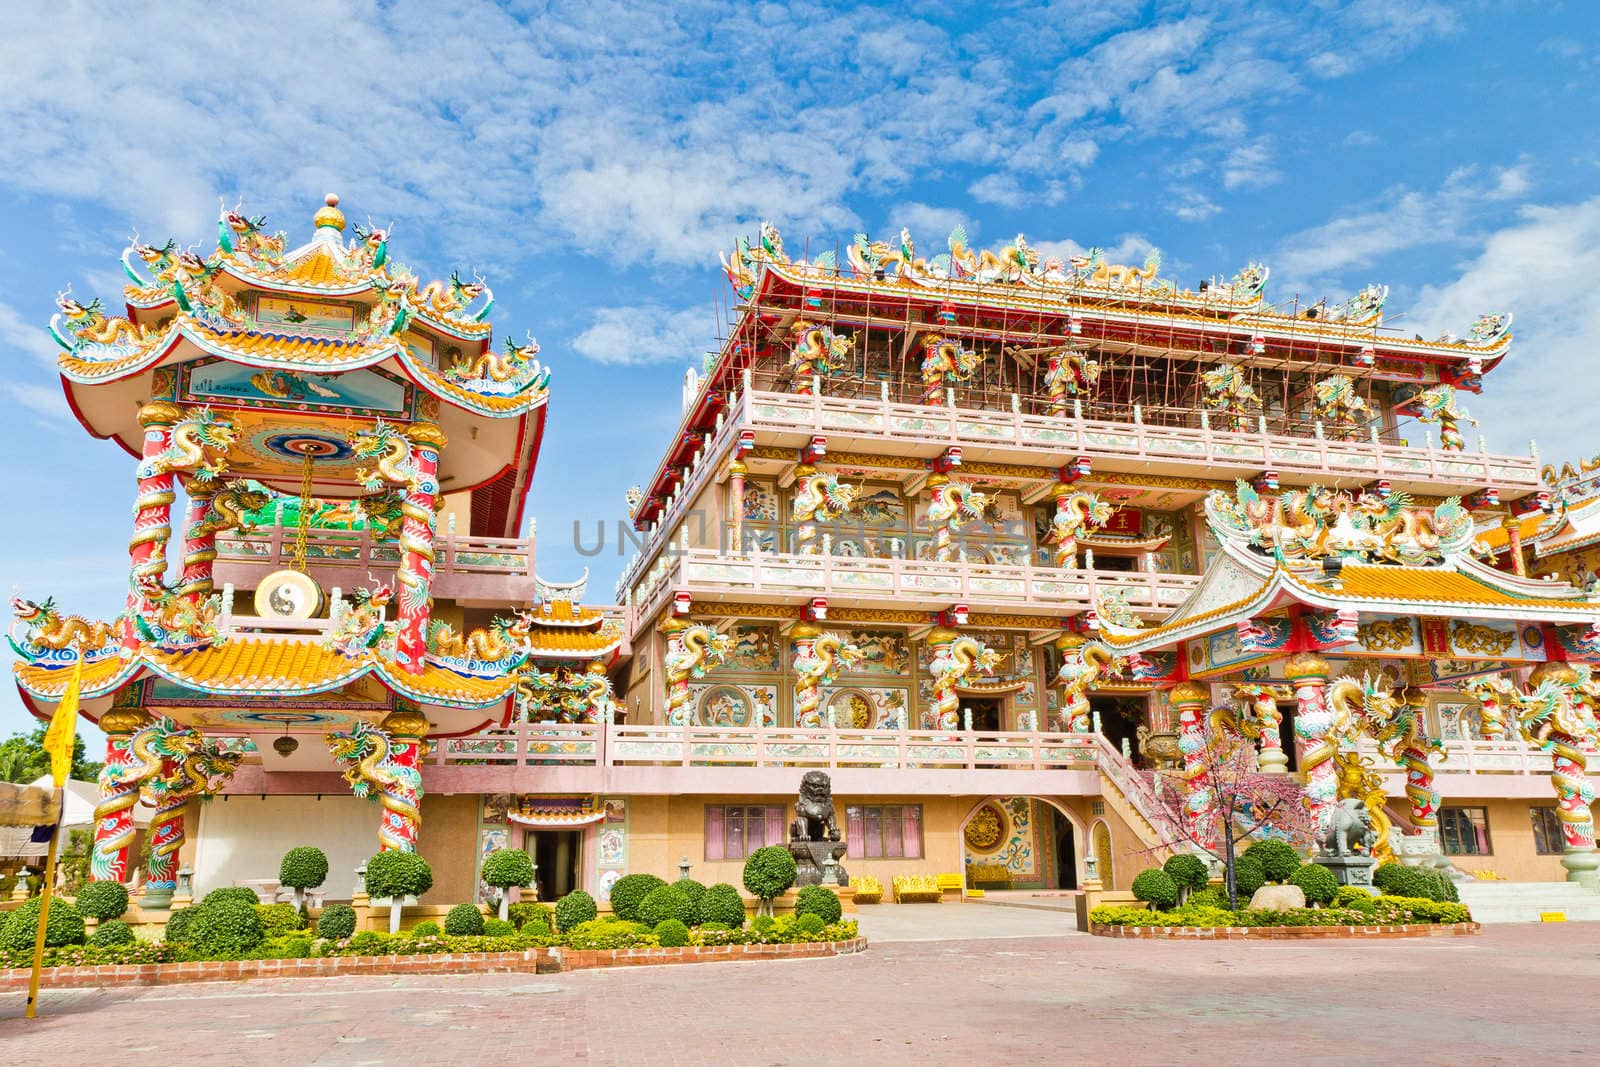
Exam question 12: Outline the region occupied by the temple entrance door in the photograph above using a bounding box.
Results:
[524,830,582,901]
[961,698,1003,732]
[1052,809,1078,889]
[1091,695,1140,753]
[1276,701,1299,771]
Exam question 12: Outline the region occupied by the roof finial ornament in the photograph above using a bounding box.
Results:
[313,192,346,233]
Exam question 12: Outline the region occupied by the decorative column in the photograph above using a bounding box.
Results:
[728,459,747,553]
[791,622,824,728]
[1395,686,1441,830]
[1045,352,1069,417]
[139,727,243,908]
[92,709,154,882]
[1049,484,1078,569]
[141,795,190,907]
[1526,663,1599,887]
[661,617,690,725]
[395,423,445,673]
[378,709,428,852]
[926,628,998,731]
[1286,652,1336,835]
[1170,682,1214,846]
[175,482,217,600]
[1506,521,1527,578]
[123,402,182,650]
[793,464,820,556]
[1238,684,1287,774]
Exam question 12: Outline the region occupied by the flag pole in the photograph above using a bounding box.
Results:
[23,794,63,1020]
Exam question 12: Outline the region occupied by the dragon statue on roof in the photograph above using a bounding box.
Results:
[1467,312,1513,345]
[1200,363,1263,432]
[445,334,548,395]
[1312,374,1371,440]
[787,319,853,392]
[1080,247,1163,290]
[425,611,536,670]
[49,287,155,358]
[10,597,119,660]
[1206,480,1472,565]
[1325,283,1388,324]
[327,583,394,658]
[217,201,288,267]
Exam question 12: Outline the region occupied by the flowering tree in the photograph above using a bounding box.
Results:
[1143,722,1314,909]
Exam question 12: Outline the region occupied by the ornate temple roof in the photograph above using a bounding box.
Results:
[48,194,550,536]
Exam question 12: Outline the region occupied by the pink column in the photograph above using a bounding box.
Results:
[91,710,153,882]
[123,403,181,650]
[729,459,747,552]
[1170,683,1213,845]
[394,424,445,673]
[1287,652,1336,834]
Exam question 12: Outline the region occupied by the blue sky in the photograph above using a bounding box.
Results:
[2,0,1598,736]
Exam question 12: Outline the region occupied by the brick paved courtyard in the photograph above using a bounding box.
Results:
[4,920,1598,1065]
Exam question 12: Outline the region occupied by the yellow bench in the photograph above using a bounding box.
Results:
[968,863,1013,889]
[892,875,943,904]
[851,875,883,905]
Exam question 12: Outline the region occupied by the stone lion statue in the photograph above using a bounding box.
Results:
[1318,797,1377,857]
[791,770,840,843]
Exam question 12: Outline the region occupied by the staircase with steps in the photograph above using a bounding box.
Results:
[1456,881,1600,923]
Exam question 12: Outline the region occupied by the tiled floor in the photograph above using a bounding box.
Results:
[4,920,1594,1064]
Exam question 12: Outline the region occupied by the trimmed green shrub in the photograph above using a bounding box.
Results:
[1163,854,1210,899]
[88,918,136,947]
[279,847,330,892]
[742,846,797,905]
[412,920,442,938]
[554,889,597,932]
[1420,868,1460,903]
[1232,855,1266,898]
[76,880,130,921]
[638,884,695,928]
[1131,868,1179,910]
[1289,863,1339,906]
[608,874,667,922]
[0,896,86,950]
[794,885,842,924]
[508,901,552,929]
[1186,886,1232,910]
[654,918,690,947]
[1374,864,1458,903]
[257,902,302,938]
[283,935,313,958]
[795,913,825,935]
[481,849,535,891]
[1243,840,1300,883]
[317,903,358,940]
[483,917,516,937]
[364,851,433,900]
[751,914,776,933]
[520,915,551,936]
[201,886,263,910]
[700,882,747,928]
[676,879,707,924]
[444,903,485,936]
[163,906,199,943]
[190,898,264,957]
[562,918,650,949]
[348,930,388,955]
[1333,886,1378,914]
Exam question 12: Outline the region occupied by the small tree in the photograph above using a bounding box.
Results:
[364,851,434,934]
[75,880,130,922]
[1137,725,1313,910]
[742,846,797,917]
[1162,854,1209,905]
[480,848,535,921]
[279,847,330,911]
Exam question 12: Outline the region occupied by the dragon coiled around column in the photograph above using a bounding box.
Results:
[91,717,199,880]
[1044,491,1114,568]
[139,407,237,484]
[1201,363,1263,430]
[1053,641,1123,732]
[928,635,1002,730]
[349,421,436,614]
[1459,674,1519,739]
[1312,374,1371,438]
[325,721,421,852]
[1403,384,1476,452]
[1043,351,1100,410]
[664,625,731,726]
[1328,674,1442,828]
[787,320,854,387]
[793,632,865,728]
[919,335,983,397]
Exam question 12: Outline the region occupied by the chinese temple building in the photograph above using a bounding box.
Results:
[13,207,1600,921]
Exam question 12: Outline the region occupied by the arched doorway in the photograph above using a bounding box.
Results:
[1092,821,1114,887]
[959,797,1085,891]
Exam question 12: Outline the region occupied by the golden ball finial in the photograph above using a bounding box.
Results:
[314,192,346,232]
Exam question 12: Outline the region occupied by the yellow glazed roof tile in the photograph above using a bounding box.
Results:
[1282,564,1598,610]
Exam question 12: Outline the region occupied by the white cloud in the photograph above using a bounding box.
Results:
[1222,140,1279,191]
[1169,189,1222,222]
[884,203,975,243]
[571,305,714,366]
[2,382,71,425]
[1407,197,1600,462]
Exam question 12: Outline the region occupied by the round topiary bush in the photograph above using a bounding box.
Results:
[700,882,747,928]
[1131,868,1179,910]
[675,878,707,924]
[1232,854,1266,898]
[483,917,515,936]
[1242,840,1300,883]
[412,920,442,938]
[444,902,485,936]
[481,849,535,892]
[279,847,330,893]
[364,851,434,900]
[520,915,551,936]
[257,902,302,938]
[638,884,694,928]
[190,898,264,957]
[163,906,199,943]
[0,896,86,950]
[317,903,358,940]
[554,889,597,932]
[1162,854,1210,897]
[608,873,667,922]
[751,914,776,934]
[742,846,797,909]
[201,886,264,910]
[1421,868,1460,903]
[75,879,130,921]
[795,912,825,935]
[1289,862,1339,906]
[1333,886,1378,914]
[794,885,842,924]
[654,918,690,947]
[88,919,136,947]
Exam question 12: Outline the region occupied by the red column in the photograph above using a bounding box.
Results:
[176,483,217,600]
[123,403,182,650]
[92,710,153,882]
[1170,683,1213,846]
[394,424,445,673]
[378,710,428,852]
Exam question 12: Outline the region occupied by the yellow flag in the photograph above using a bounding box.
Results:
[41,654,84,787]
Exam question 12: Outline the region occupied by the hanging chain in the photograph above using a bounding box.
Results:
[291,449,315,573]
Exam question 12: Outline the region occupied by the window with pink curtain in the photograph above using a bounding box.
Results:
[901,806,923,859]
[846,806,865,859]
[764,806,786,850]
[705,806,725,861]
[707,805,787,860]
